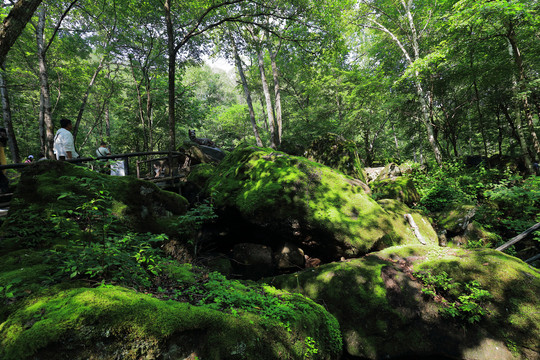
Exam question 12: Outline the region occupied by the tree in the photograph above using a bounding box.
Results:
[353,0,446,165]
[0,0,42,65]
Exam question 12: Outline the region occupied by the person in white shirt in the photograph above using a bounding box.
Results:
[96,142,111,158]
[53,118,78,160]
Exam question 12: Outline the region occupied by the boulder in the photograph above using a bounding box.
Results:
[374,162,402,181]
[268,245,540,360]
[232,243,273,277]
[206,144,437,259]
[0,262,343,360]
[304,133,367,182]
[182,142,226,164]
[371,177,420,206]
[0,161,188,251]
[274,242,305,270]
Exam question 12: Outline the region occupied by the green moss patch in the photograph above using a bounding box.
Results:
[371,177,420,206]
[0,281,342,360]
[207,145,436,257]
[0,161,188,251]
[269,245,540,359]
[305,133,367,182]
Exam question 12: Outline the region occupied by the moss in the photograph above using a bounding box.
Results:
[207,145,437,257]
[435,204,477,234]
[371,177,420,206]
[0,283,342,360]
[0,161,188,251]
[269,245,540,359]
[186,163,216,185]
[305,133,366,182]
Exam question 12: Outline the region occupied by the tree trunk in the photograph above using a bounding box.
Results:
[256,46,276,149]
[507,24,539,161]
[0,68,20,162]
[165,0,176,154]
[128,56,148,152]
[73,55,105,142]
[232,36,262,147]
[369,0,443,165]
[0,0,43,65]
[506,32,535,171]
[269,45,282,147]
[36,7,54,159]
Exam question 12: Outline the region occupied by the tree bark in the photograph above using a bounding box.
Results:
[268,43,282,146]
[368,0,443,165]
[165,0,176,154]
[36,7,55,159]
[256,45,276,149]
[73,55,106,142]
[0,68,20,162]
[232,35,263,147]
[0,0,43,65]
[506,26,540,162]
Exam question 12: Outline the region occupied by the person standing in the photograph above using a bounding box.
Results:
[53,118,78,160]
[96,142,111,158]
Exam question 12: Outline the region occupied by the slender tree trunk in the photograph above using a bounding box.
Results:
[506,32,535,171]
[269,46,282,146]
[232,35,262,147]
[0,68,20,162]
[36,7,54,159]
[391,121,400,160]
[165,0,176,154]
[369,0,443,165]
[145,75,153,151]
[256,46,276,149]
[73,55,105,141]
[496,105,503,156]
[128,56,148,151]
[507,28,540,158]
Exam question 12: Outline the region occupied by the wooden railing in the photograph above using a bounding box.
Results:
[0,151,188,180]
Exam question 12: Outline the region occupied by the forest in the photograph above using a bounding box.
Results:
[0,0,539,359]
[0,0,536,167]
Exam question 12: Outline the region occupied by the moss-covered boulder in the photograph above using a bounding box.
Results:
[0,161,188,251]
[371,177,420,206]
[305,133,366,182]
[0,269,342,360]
[268,245,540,360]
[206,145,437,259]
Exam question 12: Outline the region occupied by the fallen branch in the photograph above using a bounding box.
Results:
[495,222,540,252]
[404,214,426,245]
[525,254,540,264]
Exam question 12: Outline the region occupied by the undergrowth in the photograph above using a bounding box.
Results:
[415,270,493,323]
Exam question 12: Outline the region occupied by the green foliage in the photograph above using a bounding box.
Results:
[411,161,478,212]
[415,270,492,323]
[50,232,168,288]
[478,175,540,241]
[304,336,319,359]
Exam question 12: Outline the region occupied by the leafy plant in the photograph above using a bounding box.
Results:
[50,232,168,288]
[415,270,492,323]
[304,336,319,359]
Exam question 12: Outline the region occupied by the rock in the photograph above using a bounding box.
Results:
[375,162,402,181]
[436,204,478,235]
[232,243,273,277]
[207,144,438,259]
[273,242,305,270]
[0,274,343,360]
[0,161,188,251]
[268,245,540,360]
[304,133,367,182]
[182,143,226,165]
[364,166,385,183]
[371,176,420,206]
